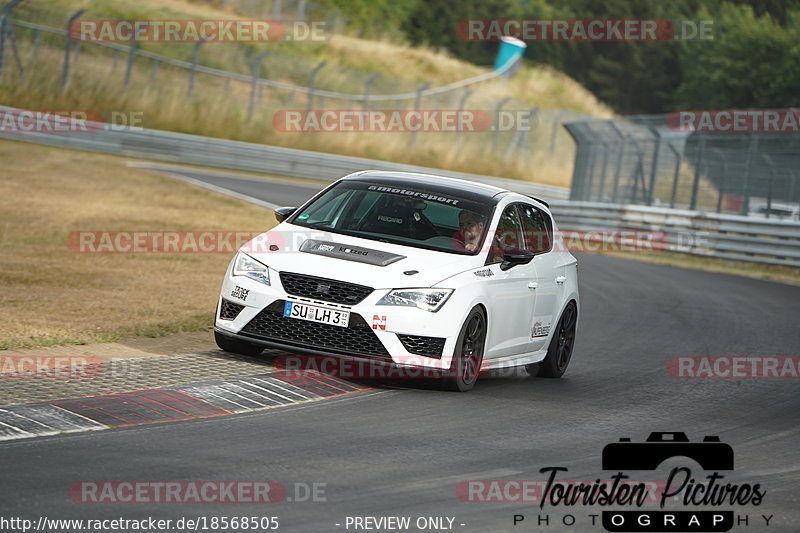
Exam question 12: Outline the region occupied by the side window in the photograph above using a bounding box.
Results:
[517,204,553,254]
[488,205,524,263]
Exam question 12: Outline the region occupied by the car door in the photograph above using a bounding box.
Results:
[517,203,562,351]
[483,203,538,358]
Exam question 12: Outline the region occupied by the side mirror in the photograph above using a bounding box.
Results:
[500,249,535,271]
[273,206,297,223]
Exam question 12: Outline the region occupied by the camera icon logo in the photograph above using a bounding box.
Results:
[602,432,734,471]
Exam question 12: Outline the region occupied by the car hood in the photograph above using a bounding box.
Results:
[242,225,481,289]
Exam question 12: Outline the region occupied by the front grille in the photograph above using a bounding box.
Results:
[397,334,446,358]
[240,301,390,359]
[279,272,373,305]
[219,299,245,320]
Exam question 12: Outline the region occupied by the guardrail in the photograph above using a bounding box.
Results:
[548,201,800,268]
[2,106,798,268]
[0,105,569,200]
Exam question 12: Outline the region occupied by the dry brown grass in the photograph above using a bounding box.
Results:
[5,0,616,189]
[0,44,583,187]
[0,140,274,350]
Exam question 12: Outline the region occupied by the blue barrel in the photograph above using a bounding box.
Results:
[493,36,527,71]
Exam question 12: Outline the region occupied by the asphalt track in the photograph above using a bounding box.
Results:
[1,166,798,532]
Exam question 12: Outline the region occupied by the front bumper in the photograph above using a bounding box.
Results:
[215,266,465,371]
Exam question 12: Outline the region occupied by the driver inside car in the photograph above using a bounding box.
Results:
[452,210,486,252]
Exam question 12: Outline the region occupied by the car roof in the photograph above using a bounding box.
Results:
[344,170,552,210]
[343,170,510,204]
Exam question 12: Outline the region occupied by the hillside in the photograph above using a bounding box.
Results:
[5,0,613,186]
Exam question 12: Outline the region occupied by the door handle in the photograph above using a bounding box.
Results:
[555,276,566,284]
[527,282,538,290]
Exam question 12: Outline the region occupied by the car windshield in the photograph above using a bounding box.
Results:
[289,180,494,254]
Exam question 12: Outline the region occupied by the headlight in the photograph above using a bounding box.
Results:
[376,288,453,312]
[232,252,270,286]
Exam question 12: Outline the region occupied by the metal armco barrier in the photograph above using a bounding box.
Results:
[2,106,798,268]
[0,105,568,201]
[548,201,800,268]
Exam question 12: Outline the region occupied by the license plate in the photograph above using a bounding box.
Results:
[283,301,350,328]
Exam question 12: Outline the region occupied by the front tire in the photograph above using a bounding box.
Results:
[538,301,577,378]
[215,331,264,357]
[442,307,486,392]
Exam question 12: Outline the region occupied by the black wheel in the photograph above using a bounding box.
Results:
[442,307,486,392]
[215,331,264,357]
[538,301,577,378]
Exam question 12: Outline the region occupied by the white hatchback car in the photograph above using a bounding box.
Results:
[215,171,579,391]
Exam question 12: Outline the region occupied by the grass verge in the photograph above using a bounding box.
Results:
[596,251,800,285]
[0,140,275,350]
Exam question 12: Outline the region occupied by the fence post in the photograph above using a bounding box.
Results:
[187,38,207,97]
[453,89,472,153]
[761,153,776,219]
[548,110,567,157]
[646,126,661,206]
[504,106,536,162]
[124,24,148,95]
[6,14,22,78]
[710,148,726,213]
[362,73,379,111]
[248,51,270,121]
[689,135,706,211]
[667,142,683,208]
[32,28,39,62]
[306,60,326,112]
[597,138,610,199]
[0,0,25,81]
[628,138,646,203]
[409,81,429,147]
[62,9,86,92]
[492,97,511,151]
[272,0,282,22]
[607,121,626,203]
[741,134,758,215]
[0,15,6,80]
[517,106,538,165]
